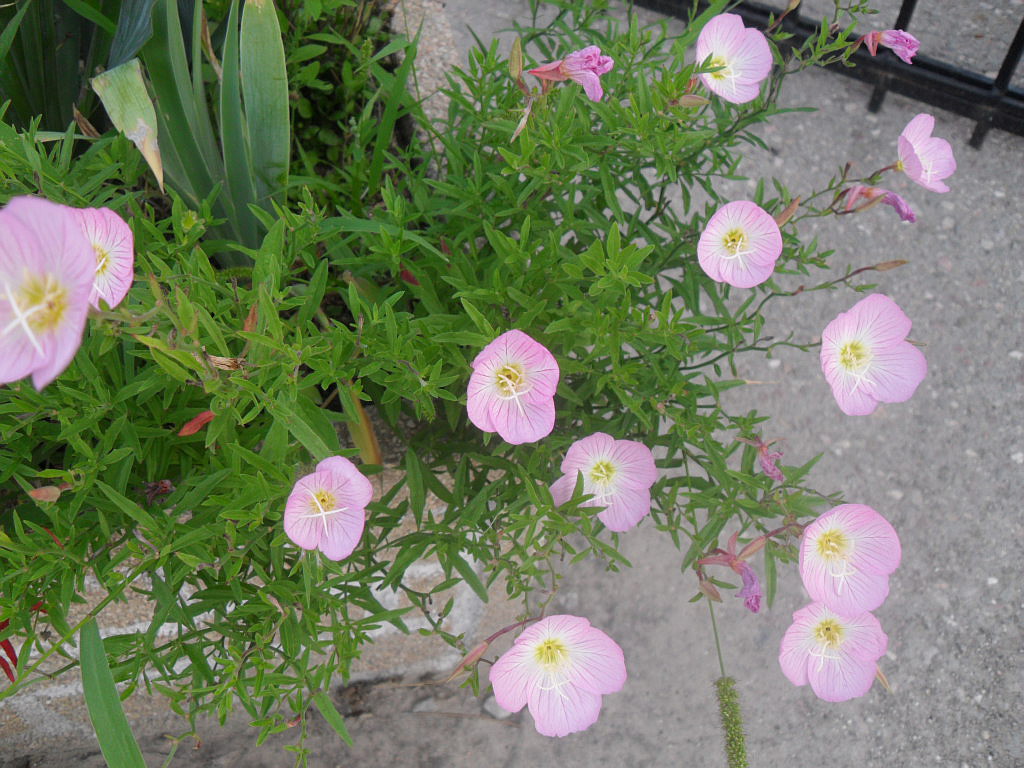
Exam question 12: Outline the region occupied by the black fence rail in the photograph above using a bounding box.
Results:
[635,0,1024,148]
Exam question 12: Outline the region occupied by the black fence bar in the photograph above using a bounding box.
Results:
[633,0,1024,148]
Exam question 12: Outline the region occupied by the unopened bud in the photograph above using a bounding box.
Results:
[698,579,723,602]
[738,535,767,560]
[873,259,907,272]
[509,38,524,81]
[875,665,893,693]
[444,640,491,683]
[785,0,801,12]
[672,94,710,108]
[774,197,800,227]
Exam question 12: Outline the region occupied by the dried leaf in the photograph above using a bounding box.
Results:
[774,197,801,227]
[29,486,63,502]
[178,410,215,436]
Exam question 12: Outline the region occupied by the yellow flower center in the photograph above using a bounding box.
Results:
[812,618,844,648]
[709,55,732,81]
[94,243,111,275]
[311,489,337,510]
[494,363,527,397]
[838,340,872,372]
[533,637,569,669]
[722,228,749,257]
[20,274,69,333]
[588,459,616,486]
[815,528,849,561]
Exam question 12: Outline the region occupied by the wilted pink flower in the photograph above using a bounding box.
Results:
[74,207,134,309]
[860,29,920,65]
[799,504,901,615]
[820,294,927,416]
[696,13,773,104]
[898,113,956,193]
[844,185,917,223]
[0,196,94,390]
[697,200,783,288]
[696,531,764,613]
[467,330,559,445]
[489,614,626,737]
[738,435,784,482]
[549,432,657,532]
[779,601,888,702]
[283,456,371,561]
[528,45,614,102]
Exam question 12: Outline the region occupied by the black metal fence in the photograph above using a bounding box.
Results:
[635,0,1024,148]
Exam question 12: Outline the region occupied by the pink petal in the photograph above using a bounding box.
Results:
[488,643,534,713]
[807,647,879,702]
[550,472,578,507]
[317,507,365,561]
[901,113,934,145]
[607,439,657,490]
[76,207,135,309]
[316,456,374,508]
[488,395,555,444]
[833,505,902,575]
[528,60,568,81]
[529,682,603,737]
[597,485,652,532]
[561,432,615,474]
[778,605,816,686]
[867,342,927,403]
[572,70,604,102]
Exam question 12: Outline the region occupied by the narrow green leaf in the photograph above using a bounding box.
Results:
[240,0,289,206]
[0,1,31,61]
[219,0,259,247]
[311,690,353,746]
[448,549,488,603]
[62,0,117,34]
[91,58,164,188]
[108,0,158,68]
[80,619,147,768]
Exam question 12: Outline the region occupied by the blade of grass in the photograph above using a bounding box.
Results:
[80,618,147,768]
[366,36,416,198]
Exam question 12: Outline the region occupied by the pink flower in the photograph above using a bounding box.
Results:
[697,200,783,288]
[695,13,773,104]
[799,504,901,616]
[283,456,371,561]
[696,531,764,613]
[489,614,626,737]
[779,601,888,702]
[0,196,94,390]
[860,29,920,65]
[74,207,135,309]
[738,435,784,482]
[528,45,614,102]
[819,294,927,416]
[843,185,916,223]
[467,330,559,445]
[898,113,956,193]
[549,432,657,532]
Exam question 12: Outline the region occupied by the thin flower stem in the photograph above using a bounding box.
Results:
[707,599,727,679]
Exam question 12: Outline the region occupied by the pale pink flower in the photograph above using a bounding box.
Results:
[0,196,94,390]
[799,504,901,616]
[779,601,888,702]
[74,207,135,309]
[467,330,559,445]
[898,113,956,193]
[860,29,920,64]
[696,13,773,104]
[283,456,371,561]
[843,185,916,223]
[697,200,783,288]
[549,432,657,532]
[820,294,926,416]
[528,45,614,102]
[489,614,626,737]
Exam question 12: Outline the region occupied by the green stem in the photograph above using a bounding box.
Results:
[707,599,726,679]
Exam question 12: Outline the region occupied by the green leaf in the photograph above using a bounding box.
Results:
[447,549,488,603]
[62,0,117,34]
[91,58,164,189]
[311,690,353,746]
[108,0,158,69]
[80,619,147,768]
[0,1,31,62]
[240,0,290,207]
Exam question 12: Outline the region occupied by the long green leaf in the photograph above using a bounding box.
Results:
[311,690,353,747]
[219,0,258,247]
[367,37,416,196]
[80,619,147,768]
[240,0,289,207]
[108,0,157,69]
[61,0,116,34]
[0,1,31,61]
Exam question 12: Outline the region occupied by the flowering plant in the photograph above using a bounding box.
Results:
[0,0,953,763]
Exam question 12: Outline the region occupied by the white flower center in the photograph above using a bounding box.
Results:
[0,274,70,354]
[720,227,753,262]
[299,489,348,534]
